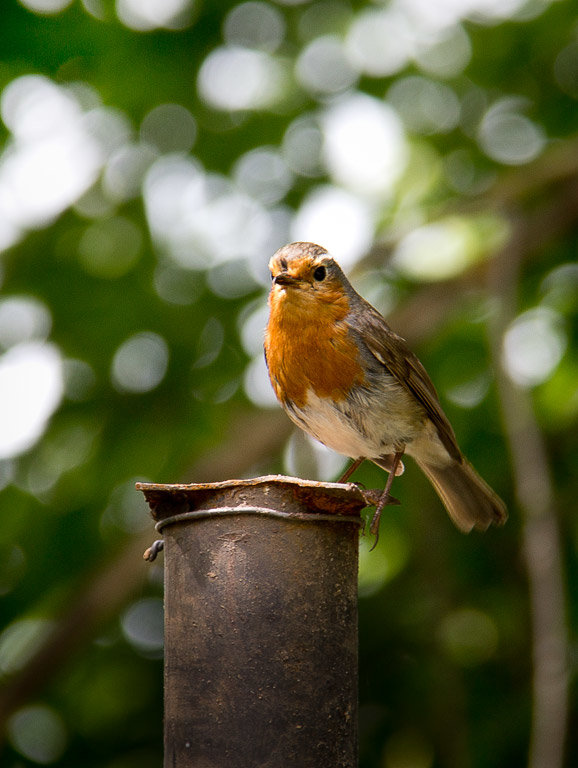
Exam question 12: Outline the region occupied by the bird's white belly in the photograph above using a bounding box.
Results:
[285,389,418,459]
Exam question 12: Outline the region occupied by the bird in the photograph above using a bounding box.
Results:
[264,241,507,542]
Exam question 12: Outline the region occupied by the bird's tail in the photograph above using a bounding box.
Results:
[415,456,507,532]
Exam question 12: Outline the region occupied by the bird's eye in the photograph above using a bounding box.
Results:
[313,265,326,281]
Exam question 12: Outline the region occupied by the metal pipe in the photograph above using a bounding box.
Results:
[137,475,367,768]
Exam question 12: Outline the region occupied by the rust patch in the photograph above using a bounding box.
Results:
[137,474,369,524]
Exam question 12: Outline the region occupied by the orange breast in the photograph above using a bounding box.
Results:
[265,285,366,409]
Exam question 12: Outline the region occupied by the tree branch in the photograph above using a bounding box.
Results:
[487,218,569,768]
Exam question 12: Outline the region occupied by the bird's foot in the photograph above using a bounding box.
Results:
[358,488,400,550]
[360,488,400,508]
[367,449,404,550]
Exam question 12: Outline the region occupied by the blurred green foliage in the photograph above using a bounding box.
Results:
[0,0,577,766]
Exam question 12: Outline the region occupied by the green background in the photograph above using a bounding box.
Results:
[0,0,577,766]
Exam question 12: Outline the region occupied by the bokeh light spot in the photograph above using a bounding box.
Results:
[121,597,164,655]
[282,115,323,178]
[0,297,51,349]
[140,103,197,154]
[0,618,54,675]
[283,430,347,482]
[541,262,578,314]
[101,479,152,535]
[18,0,73,14]
[358,527,409,597]
[208,259,260,299]
[240,304,269,357]
[198,46,286,111]
[78,216,143,278]
[296,36,358,96]
[153,264,203,305]
[111,332,169,393]
[388,76,461,135]
[415,24,472,78]
[502,307,566,387]
[234,146,293,205]
[244,354,278,408]
[193,317,224,369]
[144,155,206,252]
[103,143,157,203]
[322,94,407,197]
[291,185,373,269]
[346,8,413,77]
[0,342,63,459]
[478,100,545,165]
[224,1,285,52]
[116,0,194,31]
[393,220,474,281]
[393,215,508,282]
[0,76,127,247]
[446,372,490,409]
[8,705,67,764]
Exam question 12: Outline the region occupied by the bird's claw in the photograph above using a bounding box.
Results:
[358,489,400,550]
[360,488,400,508]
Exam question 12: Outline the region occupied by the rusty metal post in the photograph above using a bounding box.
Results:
[137,475,367,768]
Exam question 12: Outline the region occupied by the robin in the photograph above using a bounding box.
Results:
[264,241,507,541]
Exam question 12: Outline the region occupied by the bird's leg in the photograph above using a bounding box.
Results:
[369,450,404,550]
[337,457,365,484]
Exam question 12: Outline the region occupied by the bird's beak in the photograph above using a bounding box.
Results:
[273,272,301,287]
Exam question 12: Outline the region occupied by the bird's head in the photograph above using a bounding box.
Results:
[268,242,349,311]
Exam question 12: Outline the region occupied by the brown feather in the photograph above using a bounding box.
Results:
[351,303,462,462]
[416,456,508,531]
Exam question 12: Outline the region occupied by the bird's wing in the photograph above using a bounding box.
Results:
[353,303,462,461]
